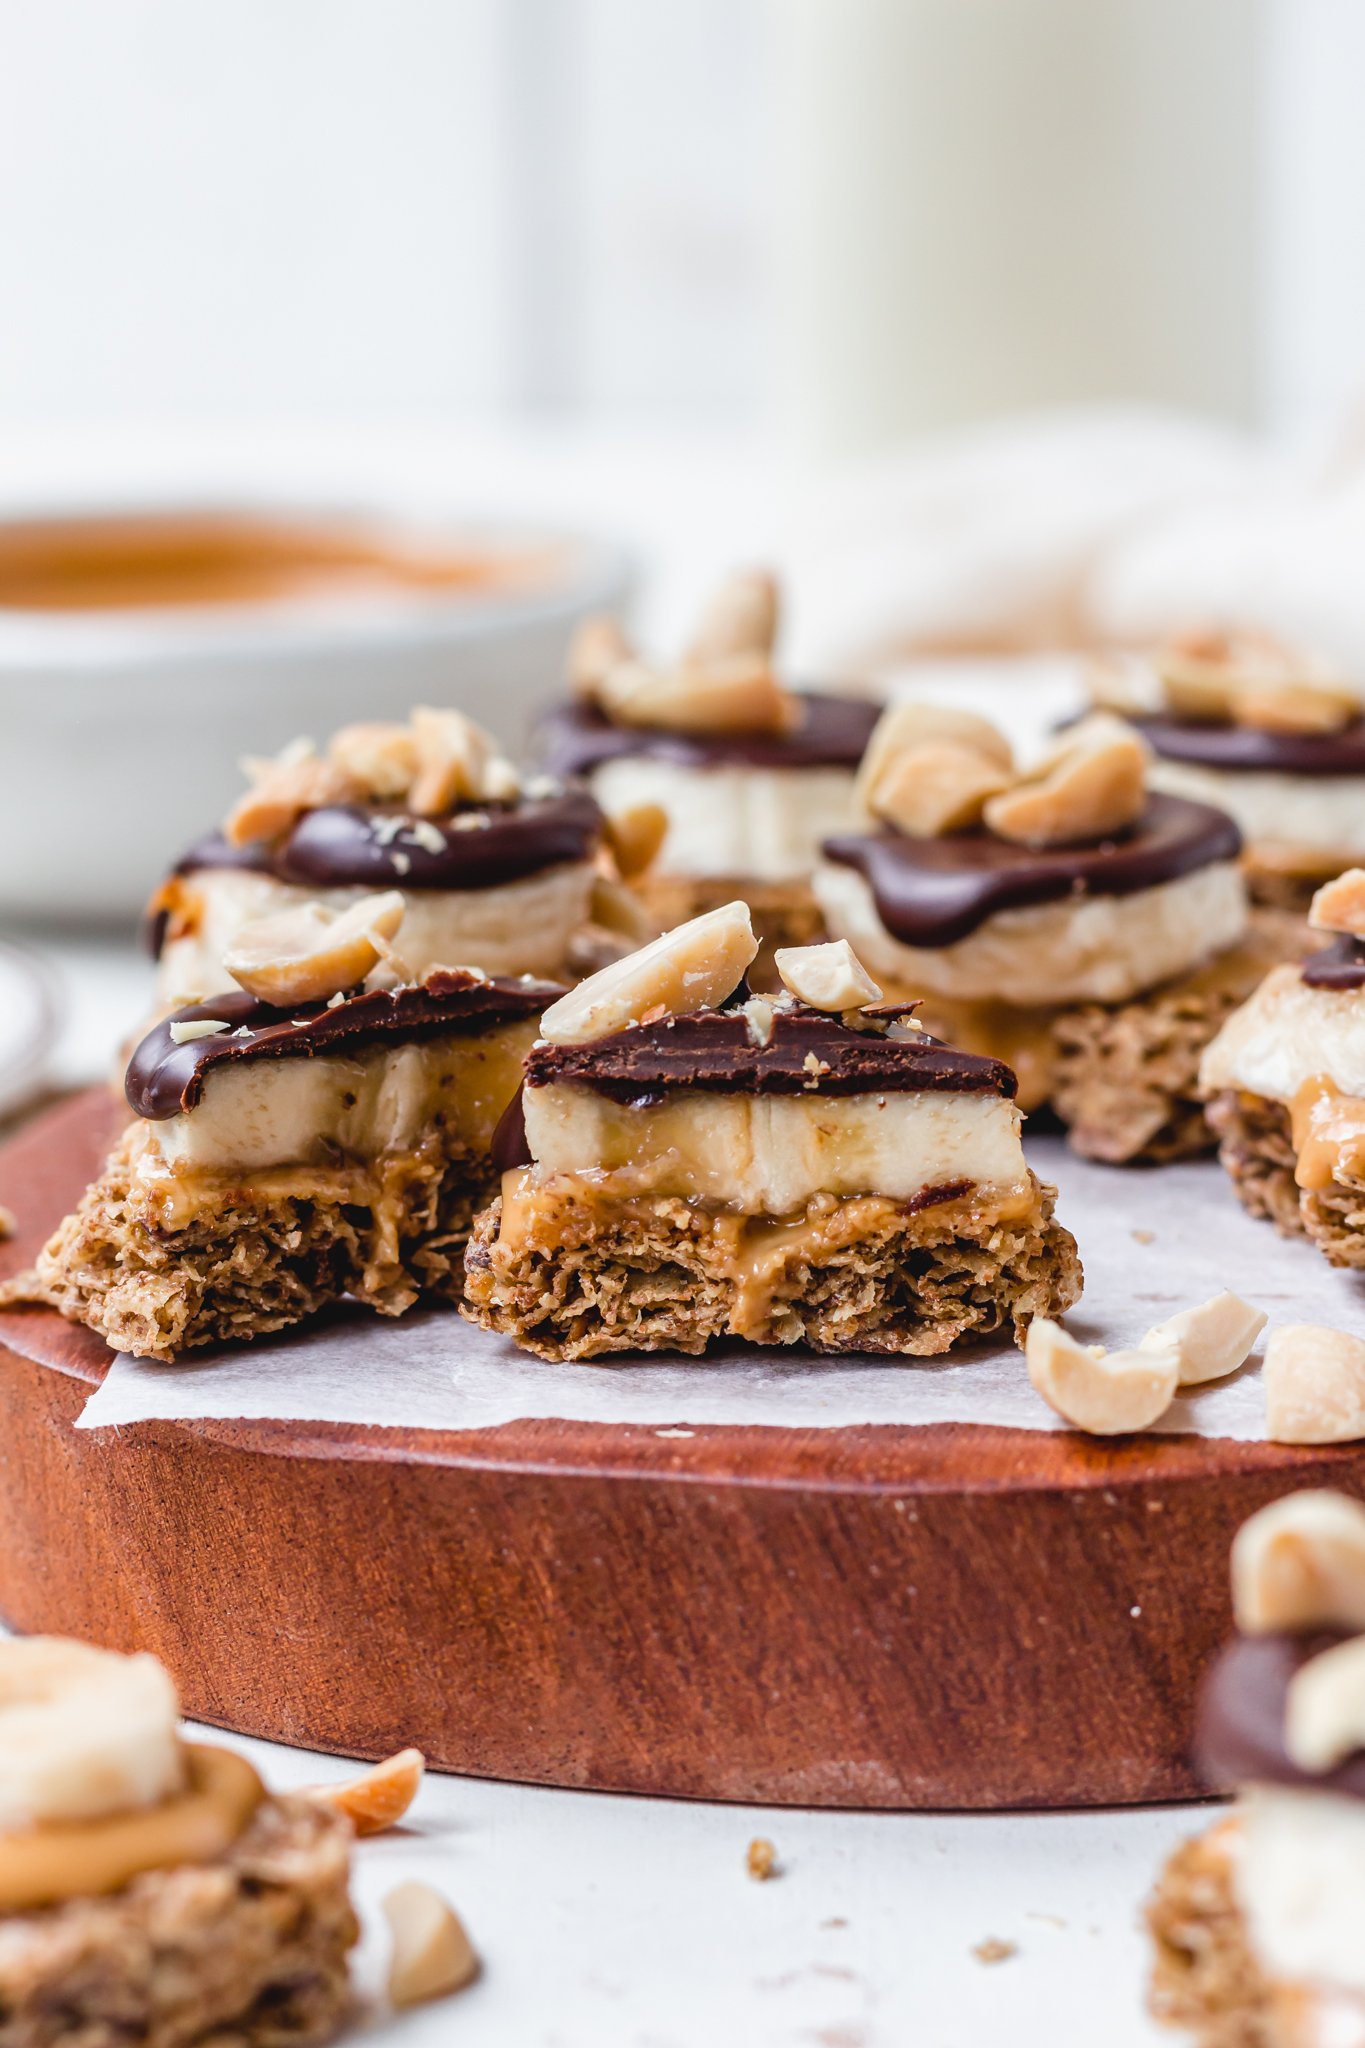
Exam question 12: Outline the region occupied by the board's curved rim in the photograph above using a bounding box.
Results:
[2,1086,1361,1494]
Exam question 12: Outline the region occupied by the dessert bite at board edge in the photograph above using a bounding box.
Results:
[145,702,654,1007]
[0,1636,356,2046]
[1201,866,1365,1260]
[812,700,1313,1165]
[1090,627,1365,913]
[1,891,560,1357]
[1148,1491,1365,2048]
[463,905,1081,1361]
[532,570,881,981]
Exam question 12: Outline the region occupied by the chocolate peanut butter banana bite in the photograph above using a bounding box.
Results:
[533,571,880,979]
[146,705,648,1007]
[462,907,1081,1362]
[1201,867,1365,1256]
[0,1637,356,2046]
[1090,629,1365,912]
[813,703,1310,1165]
[2,898,559,1357]
[1148,1492,1365,2048]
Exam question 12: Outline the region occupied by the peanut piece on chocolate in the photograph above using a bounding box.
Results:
[541,900,758,1045]
[384,1882,479,2006]
[1086,653,1162,718]
[854,701,1013,814]
[1231,1490,1365,1634]
[590,875,658,945]
[1234,678,1359,736]
[1140,1291,1267,1386]
[1157,633,1241,723]
[409,707,508,815]
[598,654,798,737]
[568,613,635,699]
[304,1747,424,1836]
[984,717,1148,849]
[1265,1324,1365,1445]
[1026,1319,1178,1435]
[604,802,669,880]
[224,750,364,848]
[223,891,406,1006]
[328,721,419,801]
[1309,868,1365,937]
[685,569,779,663]
[774,939,881,1012]
[1285,1634,1365,1773]
[868,741,1013,837]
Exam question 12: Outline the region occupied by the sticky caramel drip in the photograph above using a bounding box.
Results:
[1290,1074,1365,1191]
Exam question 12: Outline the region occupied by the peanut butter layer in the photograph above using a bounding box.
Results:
[523,1005,1016,1103]
[128,970,560,1121]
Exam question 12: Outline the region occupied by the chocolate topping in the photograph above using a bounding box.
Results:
[822,793,1242,949]
[167,788,603,895]
[1135,714,1365,778]
[1195,1631,1365,1800]
[525,1003,1017,1105]
[127,971,562,1121]
[533,691,881,777]
[1303,933,1365,990]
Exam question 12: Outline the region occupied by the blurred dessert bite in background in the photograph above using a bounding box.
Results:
[145,704,653,1006]
[1088,629,1365,913]
[814,701,1313,1164]
[532,570,880,984]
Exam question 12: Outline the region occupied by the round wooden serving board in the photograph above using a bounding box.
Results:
[3,1089,1364,1811]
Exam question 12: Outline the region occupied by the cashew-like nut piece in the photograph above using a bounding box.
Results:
[868,742,1014,837]
[984,716,1148,849]
[604,803,669,880]
[1139,1292,1266,1386]
[327,722,419,801]
[1309,868,1365,938]
[302,1747,424,1835]
[1284,1634,1365,1774]
[1230,1491,1365,1634]
[1265,1324,1365,1445]
[568,614,635,699]
[384,1882,479,2006]
[597,654,798,737]
[223,891,406,1006]
[854,701,1012,815]
[224,751,364,848]
[1026,1319,1178,1435]
[684,569,779,663]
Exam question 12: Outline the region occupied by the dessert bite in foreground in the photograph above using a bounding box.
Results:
[146,703,646,1005]
[1202,868,1365,1258]
[2,912,556,1356]
[1091,629,1365,911]
[1148,1491,1365,2047]
[814,702,1307,1164]
[0,1636,356,2046]
[533,571,880,979]
[463,909,1081,1361]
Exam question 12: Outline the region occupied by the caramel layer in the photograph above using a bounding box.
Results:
[0,1744,264,1911]
[1290,1074,1365,1192]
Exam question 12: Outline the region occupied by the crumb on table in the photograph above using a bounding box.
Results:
[746,1838,778,1881]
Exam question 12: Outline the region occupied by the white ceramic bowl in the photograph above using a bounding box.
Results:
[0,504,631,920]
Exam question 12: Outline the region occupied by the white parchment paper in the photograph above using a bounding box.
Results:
[75,1137,1365,1440]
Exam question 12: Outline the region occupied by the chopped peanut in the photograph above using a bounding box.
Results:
[1285,1635,1365,1773]
[1139,1292,1266,1386]
[604,803,669,880]
[541,901,757,1045]
[984,717,1148,849]
[854,701,1013,815]
[775,939,881,1012]
[597,654,798,737]
[303,1747,424,1835]
[1309,868,1365,938]
[223,892,406,1006]
[685,569,779,662]
[568,613,635,699]
[224,751,364,848]
[328,722,419,801]
[868,741,1013,838]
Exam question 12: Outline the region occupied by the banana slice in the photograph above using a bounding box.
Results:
[0,1639,185,1832]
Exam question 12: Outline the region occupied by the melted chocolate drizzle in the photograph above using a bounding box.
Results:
[1135,714,1365,778]
[1303,933,1365,990]
[1195,1631,1365,1801]
[533,691,881,777]
[166,788,602,896]
[525,1003,1016,1106]
[127,970,562,1121]
[822,794,1242,949]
